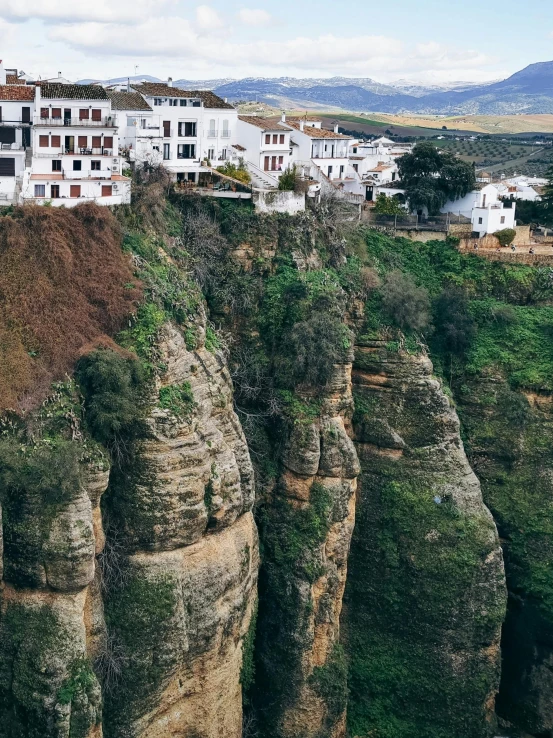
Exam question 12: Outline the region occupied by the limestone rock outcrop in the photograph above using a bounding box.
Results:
[344,340,507,738]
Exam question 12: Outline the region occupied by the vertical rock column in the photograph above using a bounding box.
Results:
[0,455,109,738]
[257,357,360,738]
[344,340,506,738]
[102,323,259,738]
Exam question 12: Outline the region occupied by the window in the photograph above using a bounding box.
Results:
[192,100,201,107]
[163,143,170,160]
[278,156,284,170]
[51,108,61,119]
[177,144,196,159]
[50,184,60,198]
[39,135,49,148]
[101,185,112,196]
[170,99,179,107]
[154,98,163,106]
[91,160,101,171]
[51,135,61,148]
[264,156,270,171]
[127,116,137,127]
[52,160,61,172]
[500,216,505,224]
[187,172,196,182]
[91,109,101,121]
[222,120,229,137]
[34,184,45,197]
[208,148,215,160]
[265,134,270,145]
[339,165,344,178]
[103,137,113,149]
[180,99,187,107]
[178,122,197,137]
[92,136,101,149]
[163,121,171,137]
[70,185,81,198]
[209,119,216,135]
[328,165,333,176]
[40,107,48,119]
[392,172,396,181]
[352,163,358,172]
[478,217,483,224]
[273,134,278,144]
[280,134,285,144]
[353,147,358,154]
[0,157,14,176]
[79,109,89,120]
[0,107,2,122]
[73,160,82,171]
[78,136,87,148]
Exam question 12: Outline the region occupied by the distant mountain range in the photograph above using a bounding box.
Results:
[78,61,553,115]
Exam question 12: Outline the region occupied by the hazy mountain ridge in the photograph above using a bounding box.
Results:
[77,61,553,114]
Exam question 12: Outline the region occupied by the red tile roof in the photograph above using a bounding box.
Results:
[0,84,35,101]
[133,83,234,109]
[238,115,286,131]
[284,121,352,139]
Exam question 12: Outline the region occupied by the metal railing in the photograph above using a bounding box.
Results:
[0,143,24,151]
[34,117,116,128]
[221,130,231,138]
[207,130,217,138]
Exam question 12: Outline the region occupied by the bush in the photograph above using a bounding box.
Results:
[373,193,404,215]
[495,228,517,247]
[76,348,147,453]
[433,286,476,359]
[286,313,353,387]
[216,161,251,184]
[278,166,297,192]
[381,271,431,332]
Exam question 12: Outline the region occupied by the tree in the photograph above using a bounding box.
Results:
[373,193,404,215]
[278,166,297,191]
[381,271,431,333]
[397,142,476,215]
[495,228,517,247]
[541,165,553,226]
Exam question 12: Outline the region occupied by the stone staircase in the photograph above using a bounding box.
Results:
[25,146,32,168]
[246,162,279,191]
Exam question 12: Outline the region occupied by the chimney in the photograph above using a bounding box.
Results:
[281,111,286,123]
[300,120,305,132]
[224,97,228,103]
[0,60,5,86]
[167,77,173,87]
[334,123,339,134]
[58,71,62,78]
[127,77,131,92]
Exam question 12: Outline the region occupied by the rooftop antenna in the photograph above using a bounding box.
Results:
[134,65,139,78]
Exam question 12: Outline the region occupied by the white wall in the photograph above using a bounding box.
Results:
[253,190,305,214]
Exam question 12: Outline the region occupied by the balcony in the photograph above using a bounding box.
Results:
[207,130,217,138]
[0,143,24,152]
[221,130,231,139]
[34,116,116,128]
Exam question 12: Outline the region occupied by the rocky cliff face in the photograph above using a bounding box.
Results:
[256,355,360,738]
[0,320,258,738]
[457,376,553,737]
[344,340,507,738]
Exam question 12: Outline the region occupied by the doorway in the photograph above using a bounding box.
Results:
[64,135,75,154]
[64,108,71,125]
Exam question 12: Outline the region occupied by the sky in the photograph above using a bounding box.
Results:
[1,0,552,84]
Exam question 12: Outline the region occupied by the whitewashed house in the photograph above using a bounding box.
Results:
[106,89,163,166]
[283,117,353,181]
[21,83,130,207]
[131,81,237,183]
[0,81,34,204]
[441,184,516,236]
[236,115,292,183]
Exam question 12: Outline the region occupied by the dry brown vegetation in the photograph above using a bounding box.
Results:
[0,204,141,413]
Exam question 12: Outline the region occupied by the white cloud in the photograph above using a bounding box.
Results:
[195,5,224,31]
[0,0,172,23]
[237,8,273,27]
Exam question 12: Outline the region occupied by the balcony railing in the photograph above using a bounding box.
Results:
[34,117,116,128]
[0,143,24,151]
[33,148,115,158]
[221,130,231,138]
[207,130,217,138]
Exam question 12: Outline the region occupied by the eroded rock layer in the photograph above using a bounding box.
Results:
[257,356,359,738]
[344,340,507,738]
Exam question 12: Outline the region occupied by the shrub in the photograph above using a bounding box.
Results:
[286,313,353,387]
[76,349,147,453]
[278,166,297,192]
[381,271,431,332]
[495,228,517,247]
[373,193,404,215]
[433,286,476,359]
[216,161,251,184]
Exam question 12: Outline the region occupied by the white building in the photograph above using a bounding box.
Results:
[283,117,353,181]
[442,184,516,236]
[131,81,237,183]
[0,62,35,204]
[22,83,130,207]
[236,116,292,180]
[106,89,162,166]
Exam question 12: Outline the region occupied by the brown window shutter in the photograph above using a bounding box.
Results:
[280,134,285,144]
[40,107,48,118]
[51,135,61,147]
[92,136,101,148]
[101,185,112,197]
[273,134,278,144]
[163,121,170,137]
[78,136,87,148]
[79,109,89,120]
[265,134,270,144]
[103,136,113,148]
[91,109,101,121]
[70,185,81,198]
[39,135,49,147]
[51,108,61,118]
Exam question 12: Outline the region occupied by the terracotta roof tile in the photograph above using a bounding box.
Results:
[238,115,286,131]
[106,90,152,111]
[0,84,35,101]
[40,83,108,100]
[132,83,234,109]
[284,121,352,140]
[5,75,20,85]
[368,163,395,172]
[232,144,246,151]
